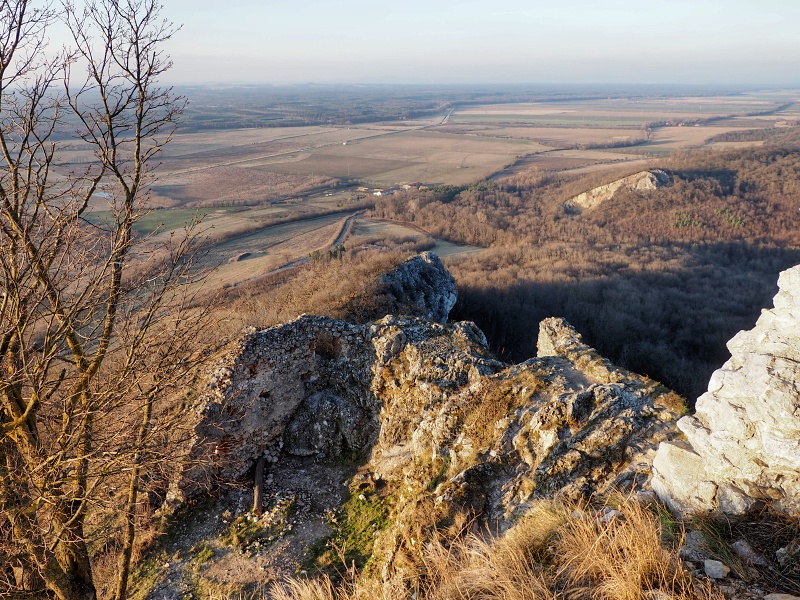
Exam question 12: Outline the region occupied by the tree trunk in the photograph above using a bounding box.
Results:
[54,501,97,600]
[113,393,153,600]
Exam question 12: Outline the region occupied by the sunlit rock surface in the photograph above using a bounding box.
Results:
[653,264,800,516]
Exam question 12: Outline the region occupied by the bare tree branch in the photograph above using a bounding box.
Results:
[1,2,207,598]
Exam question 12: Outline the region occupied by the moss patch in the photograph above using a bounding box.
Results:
[222,494,296,553]
[309,487,391,577]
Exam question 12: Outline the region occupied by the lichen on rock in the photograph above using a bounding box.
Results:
[160,253,700,588]
[170,310,683,534]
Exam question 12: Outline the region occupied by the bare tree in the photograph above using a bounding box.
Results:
[0,1,208,598]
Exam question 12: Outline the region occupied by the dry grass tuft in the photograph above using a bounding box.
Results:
[271,497,721,600]
[420,502,564,600]
[554,498,705,600]
[270,577,339,600]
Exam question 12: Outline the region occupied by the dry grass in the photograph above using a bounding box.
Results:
[555,500,688,600]
[204,247,424,341]
[269,498,721,600]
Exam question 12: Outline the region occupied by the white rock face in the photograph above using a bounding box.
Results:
[652,265,800,516]
[564,169,671,212]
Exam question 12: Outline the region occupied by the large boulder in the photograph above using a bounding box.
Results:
[377,251,457,323]
[652,264,800,516]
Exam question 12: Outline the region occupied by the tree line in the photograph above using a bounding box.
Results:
[372,141,800,401]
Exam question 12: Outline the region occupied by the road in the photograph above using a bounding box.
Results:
[230,211,364,288]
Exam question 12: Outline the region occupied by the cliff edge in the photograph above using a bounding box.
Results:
[653,264,800,516]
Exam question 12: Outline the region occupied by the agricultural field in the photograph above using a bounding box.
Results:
[348,218,483,258]
[492,149,650,178]
[254,130,547,187]
[439,124,647,147]
[77,87,800,293]
[450,95,788,126]
[197,212,352,289]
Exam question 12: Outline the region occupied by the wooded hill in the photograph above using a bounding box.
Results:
[372,135,800,402]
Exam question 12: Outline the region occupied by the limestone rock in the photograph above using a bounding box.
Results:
[731,539,768,567]
[653,264,800,516]
[170,311,682,532]
[166,315,377,506]
[283,391,372,458]
[703,559,730,579]
[377,251,457,323]
[679,530,712,563]
[564,169,671,212]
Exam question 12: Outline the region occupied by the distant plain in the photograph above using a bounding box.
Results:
[72,88,799,290]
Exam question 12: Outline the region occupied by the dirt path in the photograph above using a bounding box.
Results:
[139,456,356,599]
[229,211,364,289]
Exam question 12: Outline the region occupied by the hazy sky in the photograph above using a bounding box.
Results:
[160,0,800,85]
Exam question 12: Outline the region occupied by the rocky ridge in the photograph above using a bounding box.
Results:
[169,291,683,552]
[565,169,672,212]
[149,256,800,598]
[653,264,800,516]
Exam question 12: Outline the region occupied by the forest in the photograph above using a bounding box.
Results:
[359,135,800,402]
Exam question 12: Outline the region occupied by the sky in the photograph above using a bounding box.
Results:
[159,0,800,86]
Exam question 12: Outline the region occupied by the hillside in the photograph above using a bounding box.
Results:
[118,255,800,600]
[373,143,800,402]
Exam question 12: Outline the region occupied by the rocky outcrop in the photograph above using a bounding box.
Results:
[652,265,800,516]
[565,169,671,212]
[376,251,457,323]
[170,314,683,530]
[168,316,377,506]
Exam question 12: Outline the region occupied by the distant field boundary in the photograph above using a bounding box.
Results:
[362,216,488,253]
[229,211,365,289]
[363,216,438,239]
[200,204,373,248]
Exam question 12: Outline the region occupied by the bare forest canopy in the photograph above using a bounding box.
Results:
[371,138,800,403]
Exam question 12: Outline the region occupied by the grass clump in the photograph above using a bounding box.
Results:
[427,457,451,492]
[222,494,296,552]
[555,498,701,600]
[275,497,722,600]
[310,487,391,577]
[688,515,750,581]
[189,542,216,573]
[463,370,543,450]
